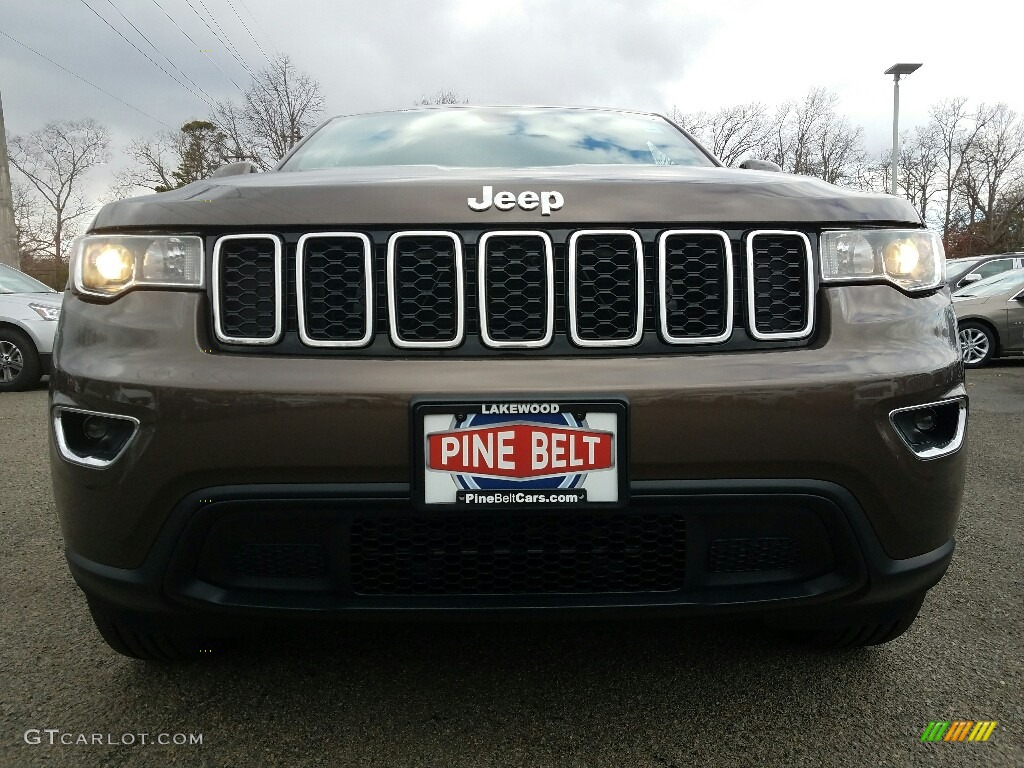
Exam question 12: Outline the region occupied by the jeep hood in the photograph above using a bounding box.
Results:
[90,165,922,230]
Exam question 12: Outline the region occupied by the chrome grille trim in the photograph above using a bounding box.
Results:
[745,230,815,341]
[295,232,374,348]
[212,233,283,345]
[568,229,645,348]
[657,229,734,345]
[386,230,465,349]
[478,230,555,349]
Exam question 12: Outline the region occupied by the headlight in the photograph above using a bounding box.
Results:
[819,229,944,292]
[73,235,203,297]
[29,303,61,321]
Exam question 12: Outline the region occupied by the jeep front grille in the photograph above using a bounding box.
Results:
[478,231,554,348]
[210,227,816,354]
[296,233,373,347]
[212,234,282,344]
[568,230,644,347]
[746,231,814,340]
[659,230,734,344]
[387,231,464,348]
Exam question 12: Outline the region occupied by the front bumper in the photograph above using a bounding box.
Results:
[66,480,954,623]
[51,283,966,619]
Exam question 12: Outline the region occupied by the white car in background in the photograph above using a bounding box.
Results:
[0,263,63,391]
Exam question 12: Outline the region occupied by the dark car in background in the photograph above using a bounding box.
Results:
[953,268,1024,367]
[49,106,967,660]
[945,253,1024,292]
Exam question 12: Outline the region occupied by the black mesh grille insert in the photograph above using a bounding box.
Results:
[707,537,800,573]
[571,233,641,343]
[391,234,461,343]
[661,232,729,340]
[350,513,687,595]
[300,235,370,343]
[216,236,278,340]
[749,233,810,335]
[229,543,327,579]
[481,234,549,344]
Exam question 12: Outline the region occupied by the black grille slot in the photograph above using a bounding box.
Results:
[299,235,371,345]
[230,543,327,579]
[661,232,730,341]
[480,233,550,345]
[389,233,462,345]
[748,232,811,336]
[215,236,279,341]
[570,232,642,344]
[708,537,800,573]
[350,513,687,596]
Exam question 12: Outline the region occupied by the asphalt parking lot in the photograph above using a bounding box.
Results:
[2,364,1022,767]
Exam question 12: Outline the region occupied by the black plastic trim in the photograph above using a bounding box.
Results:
[66,479,954,623]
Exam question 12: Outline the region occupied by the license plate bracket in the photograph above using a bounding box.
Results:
[412,398,628,509]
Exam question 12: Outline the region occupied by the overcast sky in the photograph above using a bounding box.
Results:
[2,0,1020,193]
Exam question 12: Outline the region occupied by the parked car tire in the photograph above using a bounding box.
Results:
[0,327,41,392]
[87,599,224,662]
[958,321,996,368]
[767,592,925,649]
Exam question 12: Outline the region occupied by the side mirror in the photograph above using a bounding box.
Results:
[738,159,783,172]
[960,273,982,286]
[210,161,258,178]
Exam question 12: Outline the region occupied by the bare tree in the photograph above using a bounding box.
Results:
[416,90,470,106]
[8,119,110,276]
[116,121,228,196]
[10,180,50,261]
[928,98,987,248]
[958,103,1024,253]
[212,54,324,170]
[898,125,942,224]
[671,103,771,166]
[115,133,177,195]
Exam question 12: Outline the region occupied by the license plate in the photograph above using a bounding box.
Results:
[412,399,628,508]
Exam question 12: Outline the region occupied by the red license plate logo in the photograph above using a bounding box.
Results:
[427,423,614,480]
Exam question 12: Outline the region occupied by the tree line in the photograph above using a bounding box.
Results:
[671,90,1024,256]
[8,70,1024,287]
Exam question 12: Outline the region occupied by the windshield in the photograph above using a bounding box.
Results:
[953,268,1024,297]
[281,108,716,170]
[0,264,56,294]
[944,258,975,278]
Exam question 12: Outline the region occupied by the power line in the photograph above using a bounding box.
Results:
[223,0,273,68]
[76,0,213,109]
[103,0,218,107]
[0,28,172,128]
[193,0,256,81]
[236,0,279,56]
[148,0,244,93]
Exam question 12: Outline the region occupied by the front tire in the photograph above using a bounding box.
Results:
[0,328,41,392]
[958,321,995,368]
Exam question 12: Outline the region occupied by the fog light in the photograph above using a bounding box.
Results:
[53,408,139,468]
[913,408,937,432]
[82,416,109,441]
[889,399,967,460]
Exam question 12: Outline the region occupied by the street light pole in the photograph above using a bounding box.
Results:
[885,63,922,197]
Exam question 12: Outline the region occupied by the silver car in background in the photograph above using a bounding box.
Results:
[0,264,62,391]
[953,268,1024,367]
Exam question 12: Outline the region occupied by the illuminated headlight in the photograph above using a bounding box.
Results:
[73,235,203,298]
[820,229,944,292]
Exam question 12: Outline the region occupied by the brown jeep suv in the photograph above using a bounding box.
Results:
[49,107,967,660]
